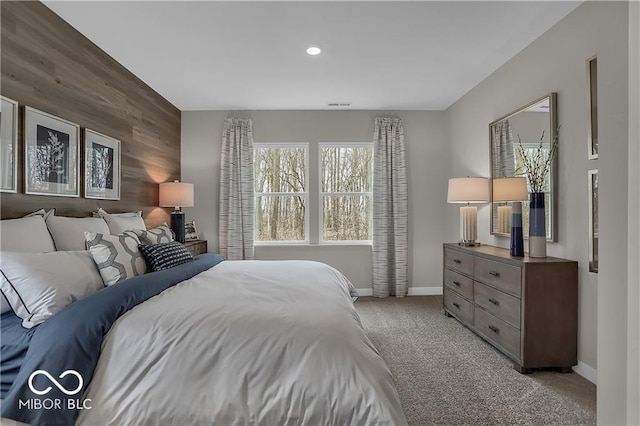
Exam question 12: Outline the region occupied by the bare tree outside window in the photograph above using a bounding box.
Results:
[321,145,373,241]
[254,145,307,241]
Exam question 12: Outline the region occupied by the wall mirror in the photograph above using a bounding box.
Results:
[489,93,558,242]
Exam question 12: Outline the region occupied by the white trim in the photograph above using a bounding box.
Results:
[408,286,443,296]
[573,361,597,384]
[355,286,442,297]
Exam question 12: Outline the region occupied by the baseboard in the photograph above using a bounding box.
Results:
[355,287,442,297]
[573,361,597,384]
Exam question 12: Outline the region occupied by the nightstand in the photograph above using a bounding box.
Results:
[183,239,208,256]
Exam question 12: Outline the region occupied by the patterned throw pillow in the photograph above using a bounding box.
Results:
[85,232,147,285]
[139,241,193,272]
[131,223,174,245]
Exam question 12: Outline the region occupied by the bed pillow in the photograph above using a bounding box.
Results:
[99,211,146,235]
[131,223,174,245]
[139,241,193,272]
[0,215,56,253]
[45,215,110,251]
[85,232,146,285]
[93,208,143,218]
[0,251,105,328]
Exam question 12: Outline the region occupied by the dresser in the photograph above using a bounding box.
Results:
[183,239,208,256]
[443,243,578,373]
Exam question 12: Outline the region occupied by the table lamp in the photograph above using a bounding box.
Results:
[492,177,528,257]
[447,177,490,246]
[159,180,194,243]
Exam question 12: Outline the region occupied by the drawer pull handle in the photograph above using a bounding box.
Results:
[452,302,460,309]
[488,298,499,305]
[453,281,461,286]
[488,325,500,334]
[489,270,500,277]
[453,259,462,264]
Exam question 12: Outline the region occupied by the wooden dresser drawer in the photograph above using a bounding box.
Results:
[444,249,474,276]
[474,282,521,329]
[444,289,474,327]
[474,257,522,298]
[475,308,521,361]
[444,268,473,300]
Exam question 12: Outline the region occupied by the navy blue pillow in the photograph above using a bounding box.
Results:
[139,241,194,272]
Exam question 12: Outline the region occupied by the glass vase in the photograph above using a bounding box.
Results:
[528,192,547,257]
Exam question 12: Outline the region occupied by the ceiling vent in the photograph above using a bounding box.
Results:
[327,102,351,107]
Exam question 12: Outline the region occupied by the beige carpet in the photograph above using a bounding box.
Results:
[355,296,596,426]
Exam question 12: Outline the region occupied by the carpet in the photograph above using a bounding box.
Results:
[354,296,596,426]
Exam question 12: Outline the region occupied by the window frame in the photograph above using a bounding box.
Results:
[317,142,374,245]
[253,142,310,245]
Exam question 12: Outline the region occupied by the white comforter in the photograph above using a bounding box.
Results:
[77,260,407,425]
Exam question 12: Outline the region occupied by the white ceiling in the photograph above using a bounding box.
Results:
[43,1,581,111]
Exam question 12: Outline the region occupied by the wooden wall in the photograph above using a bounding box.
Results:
[0,1,181,227]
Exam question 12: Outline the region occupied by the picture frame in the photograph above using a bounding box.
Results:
[184,220,198,241]
[1,96,19,193]
[587,56,598,160]
[588,169,598,273]
[24,106,80,197]
[84,129,121,200]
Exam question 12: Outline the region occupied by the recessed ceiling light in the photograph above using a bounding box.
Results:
[306,45,322,56]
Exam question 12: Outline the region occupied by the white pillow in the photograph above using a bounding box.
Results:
[93,208,143,218]
[45,215,110,251]
[85,232,146,286]
[0,251,105,328]
[0,215,56,253]
[131,223,174,245]
[97,209,146,234]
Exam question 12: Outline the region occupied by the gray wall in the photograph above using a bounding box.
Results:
[626,2,639,424]
[445,1,631,423]
[181,110,448,291]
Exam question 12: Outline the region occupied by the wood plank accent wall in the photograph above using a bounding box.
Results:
[0,1,181,227]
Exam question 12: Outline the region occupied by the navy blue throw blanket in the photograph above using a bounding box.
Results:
[1,254,224,426]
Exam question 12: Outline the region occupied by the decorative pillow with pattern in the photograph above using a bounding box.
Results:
[139,241,194,272]
[131,223,174,245]
[85,232,147,286]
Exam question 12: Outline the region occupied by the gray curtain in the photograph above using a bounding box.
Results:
[491,119,515,178]
[491,119,516,226]
[219,118,255,260]
[372,118,408,298]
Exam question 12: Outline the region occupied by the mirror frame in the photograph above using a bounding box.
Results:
[489,92,558,242]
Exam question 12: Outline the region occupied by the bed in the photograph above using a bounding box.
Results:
[0,213,407,426]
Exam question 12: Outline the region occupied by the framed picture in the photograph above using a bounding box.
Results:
[587,56,598,159]
[184,220,198,241]
[24,106,80,197]
[1,96,18,193]
[588,169,598,273]
[84,129,121,200]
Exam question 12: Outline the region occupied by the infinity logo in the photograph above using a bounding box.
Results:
[28,370,83,396]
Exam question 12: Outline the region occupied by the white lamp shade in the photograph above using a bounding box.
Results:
[492,177,528,202]
[159,181,194,208]
[447,177,490,203]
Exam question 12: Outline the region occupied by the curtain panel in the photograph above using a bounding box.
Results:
[219,118,255,260]
[372,117,408,297]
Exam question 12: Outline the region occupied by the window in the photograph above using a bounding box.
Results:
[253,142,373,244]
[320,143,373,242]
[254,144,308,242]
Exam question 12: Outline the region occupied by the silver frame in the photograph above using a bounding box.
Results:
[1,96,19,193]
[587,56,598,160]
[84,128,121,200]
[24,106,80,197]
[489,93,558,242]
[588,169,598,273]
